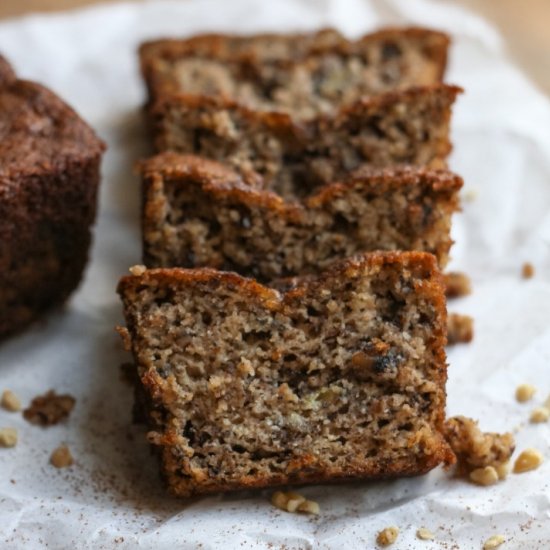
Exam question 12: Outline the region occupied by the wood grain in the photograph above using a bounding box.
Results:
[0,0,548,94]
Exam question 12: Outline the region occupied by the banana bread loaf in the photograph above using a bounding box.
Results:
[117,251,453,497]
[140,152,462,278]
[140,27,449,117]
[0,54,105,337]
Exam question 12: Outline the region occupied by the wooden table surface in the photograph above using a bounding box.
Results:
[1,0,549,95]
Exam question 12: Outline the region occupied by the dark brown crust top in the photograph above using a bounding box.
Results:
[140,27,450,102]
[138,151,463,218]
[0,55,105,181]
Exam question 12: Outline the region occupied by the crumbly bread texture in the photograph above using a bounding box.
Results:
[150,84,460,192]
[140,152,462,278]
[0,54,104,337]
[118,251,453,497]
[444,416,515,476]
[140,28,449,117]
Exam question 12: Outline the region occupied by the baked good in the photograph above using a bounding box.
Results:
[117,251,453,497]
[140,152,462,278]
[0,54,105,337]
[140,27,450,117]
[149,84,460,192]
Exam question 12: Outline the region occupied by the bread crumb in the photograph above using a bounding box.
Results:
[483,534,505,549]
[515,384,536,403]
[513,448,543,473]
[469,466,499,486]
[0,427,18,448]
[270,491,319,515]
[50,444,74,468]
[529,406,549,423]
[447,313,474,345]
[444,272,472,299]
[416,527,435,540]
[1,390,21,412]
[129,264,146,276]
[116,326,132,352]
[23,390,76,426]
[444,416,515,476]
[521,262,534,279]
[376,526,399,546]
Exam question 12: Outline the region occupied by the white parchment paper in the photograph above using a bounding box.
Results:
[1,0,549,548]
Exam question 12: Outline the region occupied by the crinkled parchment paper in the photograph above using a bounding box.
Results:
[0,0,549,548]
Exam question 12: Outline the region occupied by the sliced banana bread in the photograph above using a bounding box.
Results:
[117,251,453,497]
[150,84,460,192]
[0,54,105,337]
[140,27,449,117]
[140,152,462,278]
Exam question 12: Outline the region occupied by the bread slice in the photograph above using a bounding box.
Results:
[0,54,105,337]
[150,84,460,194]
[140,27,449,117]
[117,251,453,497]
[140,152,462,278]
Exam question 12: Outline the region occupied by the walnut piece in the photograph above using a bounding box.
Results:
[1,390,21,412]
[129,264,147,276]
[530,407,549,423]
[23,390,76,426]
[416,527,435,540]
[0,427,18,448]
[376,526,399,546]
[50,444,74,468]
[444,271,472,299]
[447,313,474,345]
[270,491,319,515]
[513,448,543,473]
[516,384,536,403]
[483,534,505,549]
[521,262,534,279]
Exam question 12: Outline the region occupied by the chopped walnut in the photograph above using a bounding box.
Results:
[469,466,499,486]
[483,534,505,549]
[513,448,543,473]
[50,444,74,468]
[376,526,399,546]
[515,384,536,403]
[0,427,18,448]
[271,491,319,515]
[530,407,549,423]
[1,390,22,412]
[447,313,474,345]
[129,264,146,276]
[444,272,472,299]
[521,262,534,279]
[416,527,435,540]
[23,390,75,426]
[444,416,515,477]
